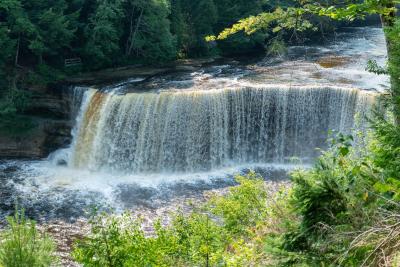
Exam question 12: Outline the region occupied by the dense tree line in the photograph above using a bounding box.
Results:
[0,0,358,134]
[0,0,299,134]
[0,0,301,76]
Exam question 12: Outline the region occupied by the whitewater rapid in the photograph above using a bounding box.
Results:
[0,26,388,220]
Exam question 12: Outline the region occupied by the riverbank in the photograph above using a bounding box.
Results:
[63,58,219,86]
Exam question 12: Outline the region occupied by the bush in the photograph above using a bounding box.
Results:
[73,213,154,266]
[207,172,268,234]
[0,209,58,267]
[73,172,273,266]
[262,114,400,266]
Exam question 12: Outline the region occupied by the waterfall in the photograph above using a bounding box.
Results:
[68,85,375,173]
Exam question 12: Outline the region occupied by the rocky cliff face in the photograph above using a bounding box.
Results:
[0,85,73,159]
[0,61,211,160]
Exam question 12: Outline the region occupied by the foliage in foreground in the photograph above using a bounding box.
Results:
[0,209,58,267]
[264,114,400,267]
[72,172,289,266]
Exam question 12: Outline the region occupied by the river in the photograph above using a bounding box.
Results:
[0,26,388,221]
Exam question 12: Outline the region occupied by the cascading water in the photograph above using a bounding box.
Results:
[68,85,375,174]
[0,26,386,220]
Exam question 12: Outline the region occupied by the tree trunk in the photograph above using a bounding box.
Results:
[380,1,400,124]
[14,34,20,67]
[10,34,21,91]
[125,5,136,56]
[38,54,43,65]
[126,8,144,57]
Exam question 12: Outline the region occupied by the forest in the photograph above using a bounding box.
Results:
[1,0,400,266]
[0,0,299,71]
[0,0,312,133]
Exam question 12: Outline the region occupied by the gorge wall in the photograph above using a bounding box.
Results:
[0,85,72,159]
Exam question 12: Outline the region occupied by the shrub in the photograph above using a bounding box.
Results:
[207,171,268,234]
[262,114,400,266]
[0,209,57,267]
[73,173,272,266]
[72,213,152,267]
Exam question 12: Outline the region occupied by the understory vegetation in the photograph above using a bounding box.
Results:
[72,172,281,266]
[268,114,400,266]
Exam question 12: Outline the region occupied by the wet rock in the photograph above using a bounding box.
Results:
[0,119,72,159]
[0,85,73,159]
[3,166,19,173]
[317,56,353,68]
[55,159,68,166]
[39,219,90,267]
